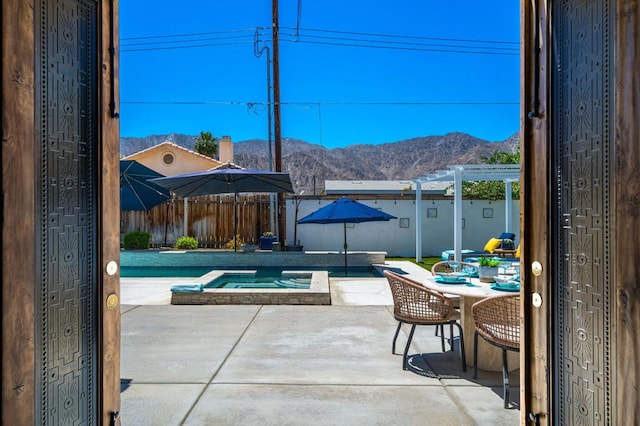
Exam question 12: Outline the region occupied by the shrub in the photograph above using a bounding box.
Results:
[123,231,152,250]
[478,257,501,267]
[225,234,245,250]
[175,236,199,250]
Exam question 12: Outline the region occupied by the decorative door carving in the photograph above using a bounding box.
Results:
[35,0,100,423]
[551,0,614,423]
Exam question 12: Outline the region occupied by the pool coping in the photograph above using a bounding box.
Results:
[170,270,331,305]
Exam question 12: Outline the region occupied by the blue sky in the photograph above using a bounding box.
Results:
[120,1,520,148]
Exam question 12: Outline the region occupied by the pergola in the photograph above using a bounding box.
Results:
[413,164,521,262]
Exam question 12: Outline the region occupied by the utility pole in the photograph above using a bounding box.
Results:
[272,0,286,245]
[266,48,276,235]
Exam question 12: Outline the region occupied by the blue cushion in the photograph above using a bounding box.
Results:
[171,283,204,293]
[498,232,516,241]
[441,249,474,261]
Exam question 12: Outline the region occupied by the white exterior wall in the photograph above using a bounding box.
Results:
[286,198,520,257]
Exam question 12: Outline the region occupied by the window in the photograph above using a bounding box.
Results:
[163,153,175,165]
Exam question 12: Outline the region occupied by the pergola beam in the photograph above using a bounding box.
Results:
[414,164,520,262]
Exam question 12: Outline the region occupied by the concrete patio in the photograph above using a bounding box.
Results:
[120,262,520,425]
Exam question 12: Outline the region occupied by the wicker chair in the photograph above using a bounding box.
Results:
[430,261,478,276]
[430,261,476,334]
[471,294,520,408]
[384,270,466,372]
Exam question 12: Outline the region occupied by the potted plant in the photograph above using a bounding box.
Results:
[260,231,276,250]
[478,257,501,282]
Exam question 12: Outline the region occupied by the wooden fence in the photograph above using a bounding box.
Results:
[120,194,275,248]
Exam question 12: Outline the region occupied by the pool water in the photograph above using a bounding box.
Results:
[207,274,312,289]
[120,266,214,278]
[120,266,382,278]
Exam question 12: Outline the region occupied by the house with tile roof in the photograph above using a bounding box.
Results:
[122,136,235,177]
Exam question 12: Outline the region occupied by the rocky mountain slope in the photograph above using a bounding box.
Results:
[121,132,519,194]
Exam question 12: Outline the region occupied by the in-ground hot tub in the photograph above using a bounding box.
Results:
[171,269,330,305]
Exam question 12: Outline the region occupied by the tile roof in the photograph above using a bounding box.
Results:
[122,141,225,166]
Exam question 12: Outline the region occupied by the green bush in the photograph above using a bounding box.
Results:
[123,231,152,250]
[225,234,245,250]
[175,236,199,250]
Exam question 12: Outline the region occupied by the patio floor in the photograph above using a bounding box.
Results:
[120,261,521,425]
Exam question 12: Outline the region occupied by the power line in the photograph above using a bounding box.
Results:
[281,32,518,51]
[121,28,256,41]
[121,40,254,53]
[281,38,518,56]
[120,26,519,56]
[279,32,519,54]
[281,26,519,45]
[121,34,254,48]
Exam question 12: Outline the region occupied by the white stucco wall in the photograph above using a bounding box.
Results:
[286,198,520,257]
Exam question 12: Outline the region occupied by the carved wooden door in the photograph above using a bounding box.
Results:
[550,0,615,423]
[523,0,619,423]
[2,0,120,423]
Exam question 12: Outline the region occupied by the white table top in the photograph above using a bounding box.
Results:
[423,274,518,298]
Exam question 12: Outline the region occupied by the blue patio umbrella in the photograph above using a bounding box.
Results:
[150,163,294,197]
[151,163,293,250]
[120,160,171,211]
[297,197,397,274]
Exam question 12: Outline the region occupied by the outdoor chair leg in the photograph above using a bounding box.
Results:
[403,324,417,371]
[449,323,454,351]
[392,322,402,354]
[502,349,510,409]
[440,325,446,352]
[473,331,479,379]
[453,322,466,372]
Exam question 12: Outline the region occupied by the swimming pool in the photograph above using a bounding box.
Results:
[120,266,213,278]
[120,265,382,279]
[120,250,387,305]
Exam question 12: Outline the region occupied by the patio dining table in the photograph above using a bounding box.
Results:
[423,275,520,372]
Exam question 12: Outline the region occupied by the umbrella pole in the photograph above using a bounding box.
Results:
[234,193,238,251]
[343,222,348,276]
[164,201,170,247]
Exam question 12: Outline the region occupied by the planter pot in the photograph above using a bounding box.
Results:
[478,266,500,283]
[260,236,276,250]
[501,241,515,250]
[241,244,258,253]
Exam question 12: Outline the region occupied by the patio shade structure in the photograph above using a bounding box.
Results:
[151,163,294,250]
[297,197,397,274]
[120,160,171,211]
[413,164,520,262]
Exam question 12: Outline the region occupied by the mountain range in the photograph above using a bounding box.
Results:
[120,132,520,194]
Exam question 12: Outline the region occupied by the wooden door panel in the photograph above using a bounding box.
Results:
[521,0,551,421]
[2,0,120,422]
[551,0,615,423]
[100,0,121,422]
[35,0,101,423]
[1,1,37,424]
[615,1,640,423]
